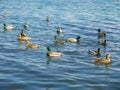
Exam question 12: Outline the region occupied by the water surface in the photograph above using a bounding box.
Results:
[0,0,120,90]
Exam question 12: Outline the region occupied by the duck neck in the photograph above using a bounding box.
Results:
[104,40,107,45]
[106,58,110,62]
[76,37,80,42]
[97,48,101,55]
[106,56,110,60]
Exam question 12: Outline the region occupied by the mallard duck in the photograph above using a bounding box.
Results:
[46,17,50,22]
[18,34,31,41]
[88,48,101,56]
[46,46,62,57]
[25,40,39,48]
[92,54,111,63]
[20,30,26,36]
[18,30,31,41]
[24,22,28,29]
[3,23,14,30]
[97,29,106,37]
[66,36,83,43]
[57,27,62,33]
[54,36,65,44]
[98,40,107,46]
[2,13,7,18]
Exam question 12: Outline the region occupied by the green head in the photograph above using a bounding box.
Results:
[3,23,7,26]
[46,47,51,52]
[76,36,83,42]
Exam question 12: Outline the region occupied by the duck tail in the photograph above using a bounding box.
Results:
[92,59,97,62]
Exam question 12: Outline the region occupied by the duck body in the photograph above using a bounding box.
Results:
[66,36,83,43]
[55,39,65,44]
[26,43,39,48]
[18,34,31,41]
[97,29,106,38]
[46,46,62,57]
[18,30,31,41]
[54,36,65,44]
[2,13,7,18]
[46,17,50,22]
[98,40,107,46]
[88,48,101,56]
[25,40,39,48]
[47,52,62,57]
[24,22,28,29]
[4,24,14,30]
[57,27,62,33]
[66,38,78,43]
[92,54,111,63]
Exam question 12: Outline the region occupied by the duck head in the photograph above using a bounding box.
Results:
[76,36,82,42]
[46,47,51,52]
[106,54,111,59]
[97,29,101,32]
[3,23,7,27]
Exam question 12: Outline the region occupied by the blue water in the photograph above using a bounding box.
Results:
[0,0,120,90]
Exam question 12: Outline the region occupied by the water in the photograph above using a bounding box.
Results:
[0,0,120,90]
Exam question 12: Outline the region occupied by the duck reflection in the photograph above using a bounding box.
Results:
[46,56,51,64]
[94,62,111,71]
[46,56,61,65]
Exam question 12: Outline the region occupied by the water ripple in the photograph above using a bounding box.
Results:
[0,0,120,90]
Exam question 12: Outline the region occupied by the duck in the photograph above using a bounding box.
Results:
[20,30,26,37]
[88,48,101,56]
[97,29,106,38]
[98,40,107,46]
[18,34,31,41]
[24,22,28,29]
[18,30,31,41]
[54,36,65,44]
[57,27,62,33]
[2,13,7,18]
[92,54,111,63]
[3,23,14,30]
[46,46,62,57]
[66,36,83,43]
[25,40,39,48]
[46,17,50,22]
